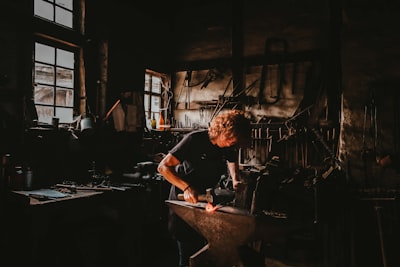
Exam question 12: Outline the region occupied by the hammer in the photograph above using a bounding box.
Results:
[177,188,215,204]
[177,188,234,205]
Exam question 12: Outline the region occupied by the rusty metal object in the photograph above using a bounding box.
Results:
[166,200,300,267]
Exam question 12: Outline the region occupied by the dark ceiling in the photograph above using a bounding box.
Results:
[87,0,331,72]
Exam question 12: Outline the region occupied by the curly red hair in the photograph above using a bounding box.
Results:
[208,110,252,148]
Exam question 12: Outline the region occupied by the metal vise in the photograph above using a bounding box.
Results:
[177,188,235,205]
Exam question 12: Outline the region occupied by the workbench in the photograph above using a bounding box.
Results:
[4,183,154,267]
[11,188,104,205]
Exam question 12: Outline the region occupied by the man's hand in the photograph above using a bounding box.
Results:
[183,186,198,203]
[232,180,246,193]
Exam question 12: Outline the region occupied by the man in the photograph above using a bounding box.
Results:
[157,109,252,267]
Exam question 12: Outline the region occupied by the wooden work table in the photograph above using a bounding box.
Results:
[10,188,104,205]
[4,183,154,267]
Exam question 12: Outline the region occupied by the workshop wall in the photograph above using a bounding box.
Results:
[170,1,332,170]
[340,2,400,188]
[169,0,400,190]
[0,2,31,157]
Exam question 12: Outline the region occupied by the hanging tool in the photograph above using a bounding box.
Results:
[362,89,378,155]
[175,71,191,109]
[209,78,257,122]
[310,127,343,170]
[161,90,173,125]
[361,88,378,186]
[185,70,192,109]
[291,62,298,94]
[258,38,288,108]
[201,68,223,89]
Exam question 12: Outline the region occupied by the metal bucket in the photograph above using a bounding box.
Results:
[80,117,95,135]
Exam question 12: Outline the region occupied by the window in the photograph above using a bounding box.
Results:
[33,42,76,124]
[34,0,74,29]
[32,0,82,124]
[144,70,162,128]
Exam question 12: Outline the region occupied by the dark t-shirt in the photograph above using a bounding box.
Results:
[168,129,237,198]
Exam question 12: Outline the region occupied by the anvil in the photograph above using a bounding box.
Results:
[166,200,298,267]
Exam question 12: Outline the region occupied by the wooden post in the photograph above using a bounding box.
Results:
[98,40,108,118]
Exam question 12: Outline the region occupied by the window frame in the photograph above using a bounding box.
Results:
[144,69,164,125]
[33,0,75,30]
[31,0,85,125]
[32,37,79,124]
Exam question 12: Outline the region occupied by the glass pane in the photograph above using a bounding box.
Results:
[57,48,74,68]
[36,43,55,64]
[144,94,149,111]
[56,0,73,10]
[153,112,160,122]
[55,6,73,28]
[56,88,74,107]
[34,0,54,21]
[145,112,152,129]
[34,85,54,105]
[56,67,74,88]
[144,74,150,92]
[55,107,73,123]
[151,96,160,113]
[36,106,54,124]
[35,63,55,85]
[145,111,151,120]
[152,76,161,93]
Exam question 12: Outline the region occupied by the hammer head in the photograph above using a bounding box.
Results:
[206,188,235,205]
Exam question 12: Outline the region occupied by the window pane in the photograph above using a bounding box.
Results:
[145,111,151,120]
[34,0,54,21]
[55,107,73,123]
[145,74,150,92]
[36,106,54,124]
[35,63,55,85]
[36,43,55,64]
[56,67,74,88]
[56,0,73,10]
[144,94,149,111]
[55,6,73,28]
[56,88,74,107]
[57,48,74,68]
[34,85,54,105]
[152,76,161,93]
[153,112,160,122]
[151,96,160,113]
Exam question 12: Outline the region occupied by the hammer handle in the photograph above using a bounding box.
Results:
[177,194,208,202]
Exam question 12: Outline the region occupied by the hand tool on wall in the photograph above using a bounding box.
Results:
[310,127,343,171]
[201,68,221,89]
[175,71,191,109]
[361,87,378,186]
[291,62,298,94]
[258,38,288,108]
[185,70,192,109]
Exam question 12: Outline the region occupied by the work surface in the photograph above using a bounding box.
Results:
[4,180,171,267]
[11,188,104,205]
[8,181,137,205]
